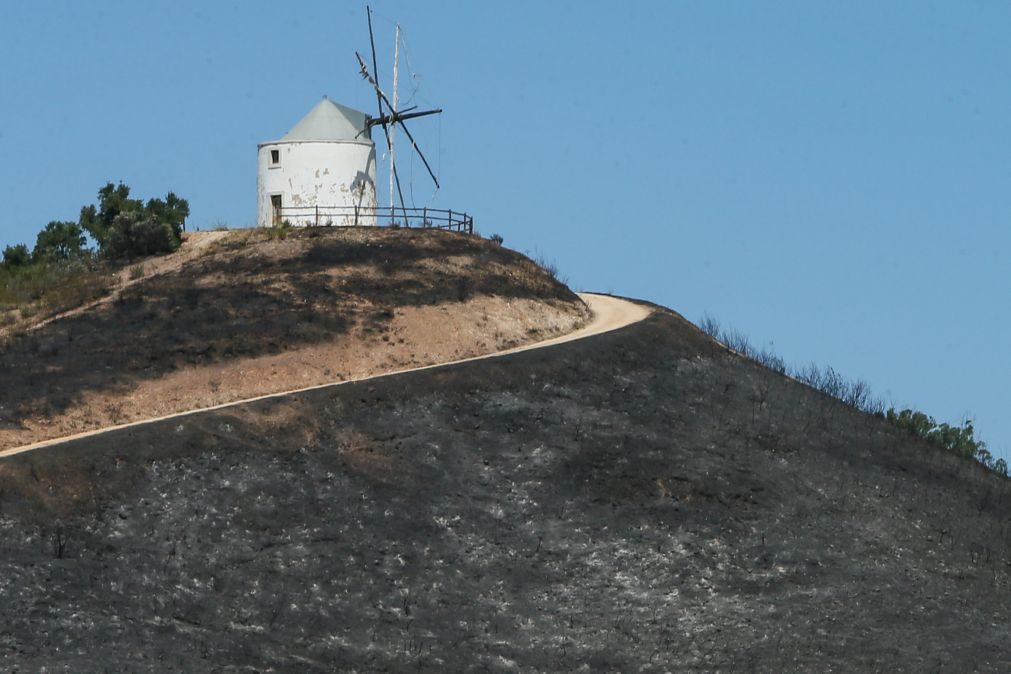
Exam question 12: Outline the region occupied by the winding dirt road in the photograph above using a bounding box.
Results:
[0,293,650,459]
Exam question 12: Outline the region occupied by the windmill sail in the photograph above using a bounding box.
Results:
[359,5,442,218]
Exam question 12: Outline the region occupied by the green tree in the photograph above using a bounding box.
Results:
[886,408,936,438]
[886,407,1008,475]
[104,212,181,258]
[79,182,189,258]
[145,192,189,240]
[33,221,87,262]
[79,182,140,249]
[1,243,31,269]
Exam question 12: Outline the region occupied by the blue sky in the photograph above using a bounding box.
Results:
[2,1,1010,460]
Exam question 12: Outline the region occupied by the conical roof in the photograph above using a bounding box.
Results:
[280,97,371,142]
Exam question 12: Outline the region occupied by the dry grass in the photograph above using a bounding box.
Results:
[0,262,114,337]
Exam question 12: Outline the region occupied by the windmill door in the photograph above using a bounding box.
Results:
[270,195,282,225]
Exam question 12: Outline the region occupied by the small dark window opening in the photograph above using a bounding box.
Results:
[270,149,280,165]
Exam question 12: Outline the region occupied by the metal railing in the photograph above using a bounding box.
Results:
[275,205,473,234]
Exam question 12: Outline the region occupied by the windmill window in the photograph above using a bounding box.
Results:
[270,149,280,166]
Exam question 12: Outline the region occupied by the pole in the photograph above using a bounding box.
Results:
[389,24,400,224]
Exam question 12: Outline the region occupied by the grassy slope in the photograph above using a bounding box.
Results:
[1,308,1008,671]
[0,260,115,333]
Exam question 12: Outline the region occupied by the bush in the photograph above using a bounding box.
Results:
[80,182,188,259]
[886,408,1007,475]
[697,311,1007,476]
[699,314,785,373]
[489,233,504,245]
[104,212,181,258]
[698,313,721,338]
[531,253,561,281]
[755,346,787,374]
[33,221,87,262]
[0,180,184,324]
[723,328,753,356]
[0,259,112,316]
[1,244,31,269]
[267,219,292,241]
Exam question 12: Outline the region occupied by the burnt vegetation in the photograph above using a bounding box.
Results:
[699,312,1008,477]
[1,310,1009,670]
[0,227,577,429]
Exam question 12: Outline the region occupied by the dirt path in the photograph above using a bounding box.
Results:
[0,293,650,459]
[496,293,650,354]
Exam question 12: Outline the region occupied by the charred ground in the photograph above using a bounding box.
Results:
[1,306,1009,671]
[0,227,585,448]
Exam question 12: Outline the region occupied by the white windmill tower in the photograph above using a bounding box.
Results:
[257,97,379,227]
[256,6,464,231]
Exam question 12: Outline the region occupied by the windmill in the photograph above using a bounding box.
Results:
[356,6,442,223]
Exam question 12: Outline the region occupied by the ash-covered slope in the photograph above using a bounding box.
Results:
[0,227,585,449]
[1,309,1009,671]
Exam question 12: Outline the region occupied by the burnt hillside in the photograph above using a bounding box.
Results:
[0,227,585,449]
[1,308,1009,671]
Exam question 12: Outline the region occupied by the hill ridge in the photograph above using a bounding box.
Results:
[2,307,1009,670]
[0,226,588,449]
[0,293,649,459]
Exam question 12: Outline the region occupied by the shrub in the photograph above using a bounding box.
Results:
[0,259,112,317]
[2,244,31,269]
[489,233,504,245]
[80,182,188,259]
[755,346,787,374]
[697,311,1007,476]
[531,253,561,281]
[723,328,753,357]
[0,180,185,323]
[104,212,181,258]
[267,219,292,241]
[33,221,87,262]
[79,182,134,248]
[886,408,1007,474]
[698,313,721,339]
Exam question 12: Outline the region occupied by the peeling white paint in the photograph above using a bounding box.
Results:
[257,140,377,227]
[257,99,378,227]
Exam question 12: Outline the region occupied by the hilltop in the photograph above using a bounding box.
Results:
[1,286,1009,669]
[0,227,587,450]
